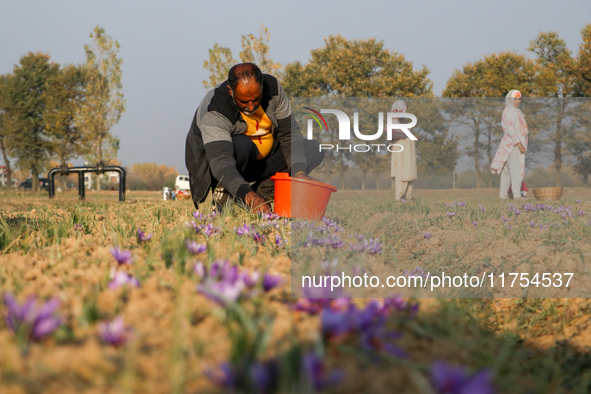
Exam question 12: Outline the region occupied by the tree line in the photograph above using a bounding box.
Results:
[0,26,125,192]
[205,24,591,188]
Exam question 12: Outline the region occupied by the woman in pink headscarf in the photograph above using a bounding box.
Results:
[390,100,417,201]
[490,90,528,199]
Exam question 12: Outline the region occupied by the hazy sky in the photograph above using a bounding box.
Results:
[1,0,590,173]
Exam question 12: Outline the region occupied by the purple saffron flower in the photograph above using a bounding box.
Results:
[479,204,486,212]
[457,202,466,208]
[98,316,132,346]
[262,273,282,292]
[108,272,141,289]
[447,212,455,219]
[576,200,583,203]
[193,262,206,280]
[514,210,521,216]
[302,352,344,391]
[74,223,83,232]
[3,293,61,340]
[192,210,208,221]
[201,223,219,237]
[404,266,427,279]
[577,210,585,216]
[275,234,283,246]
[430,361,494,394]
[137,228,153,242]
[186,240,207,254]
[252,232,265,243]
[110,247,133,265]
[241,271,260,288]
[235,224,253,236]
[529,220,535,228]
[471,221,478,226]
[423,231,433,240]
[199,279,244,304]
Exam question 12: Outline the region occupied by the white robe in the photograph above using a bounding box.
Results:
[391,137,417,182]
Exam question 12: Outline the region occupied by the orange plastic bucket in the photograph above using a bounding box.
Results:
[271,172,337,221]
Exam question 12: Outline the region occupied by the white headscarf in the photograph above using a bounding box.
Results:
[391,100,407,113]
[505,90,522,110]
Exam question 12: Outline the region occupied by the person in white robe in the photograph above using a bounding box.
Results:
[490,90,528,199]
[390,100,417,201]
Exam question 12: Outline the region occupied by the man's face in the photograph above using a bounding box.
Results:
[229,78,263,115]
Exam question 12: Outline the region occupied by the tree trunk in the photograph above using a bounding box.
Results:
[473,125,483,188]
[0,138,12,188]
[584,172,588,187]
[554,99,565,187]
[374,171,381,190]
[361,172,366,190]
[32,168,39,193]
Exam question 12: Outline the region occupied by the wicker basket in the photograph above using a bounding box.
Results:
[532,187,563,201]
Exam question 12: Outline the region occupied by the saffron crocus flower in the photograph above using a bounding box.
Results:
[252,232,265,243]
[447,212,455,219]
[404,266,427,278]
[74,223,83,232]
[577,210,585,216]
[98,316,132,346]
[201,223,219,237]
[457,202,466,208]
[430,361,494,394]
[241,271,260,288]
[3,293,61,341]
[110,247,133,265]
[423,231,432,240]
[186,240,207,254]
[471,221,478,227]
[479,204,486,212]
[576,200,583,203]
[137,228,153,242]
[514,210,521,216]
[275,234,283,246]
[528,220,535,228]
[108,272,140,289]
[235,224,252,236]
[262,273,282,292]
[302,352,344,391]
[193,262,206,280]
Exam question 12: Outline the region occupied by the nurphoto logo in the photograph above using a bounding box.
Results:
[304,107,418,153]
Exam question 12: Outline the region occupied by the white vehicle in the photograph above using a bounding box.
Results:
[175,175,190,191]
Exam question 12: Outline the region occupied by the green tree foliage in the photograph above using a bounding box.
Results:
[3,52,59,192]
[76,25,126,191]
[442,52,537,188]
[127,162,178,190]
[528,32,579,187]
[239,25,282,75]
[577,24,591,97]
[0,74,15,188]
[203,44,236,90]
[442,51,538,98]
[202,24,281,89]
[411,100,459,176]
[282,35,432,98]
[44,64,88,164]
[282,36,433,189]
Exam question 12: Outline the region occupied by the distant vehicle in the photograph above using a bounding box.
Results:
[18,178,50,191]
[175,175,190,191]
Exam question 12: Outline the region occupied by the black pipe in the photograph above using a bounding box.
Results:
[48,164,126,201]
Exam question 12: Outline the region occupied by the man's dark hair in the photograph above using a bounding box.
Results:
[228,63,263,91]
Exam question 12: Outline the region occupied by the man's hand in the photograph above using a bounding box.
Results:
[294,171,315,181]
[245,191,271,213]
[517,142,526,154]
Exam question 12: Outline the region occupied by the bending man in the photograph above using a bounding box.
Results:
[185,63,324,213]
